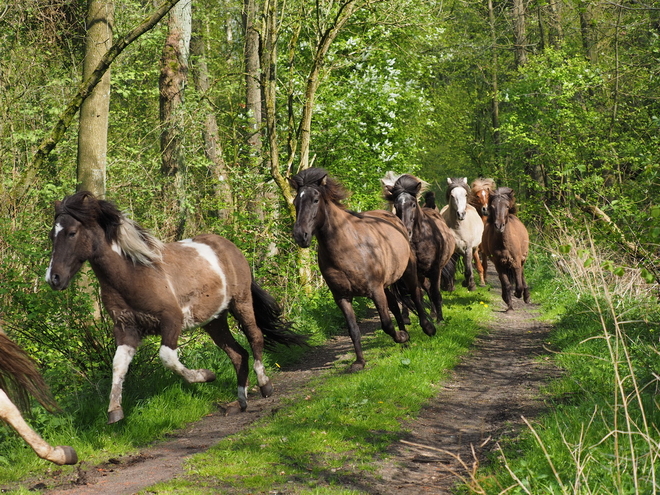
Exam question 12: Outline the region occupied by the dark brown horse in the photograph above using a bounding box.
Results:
[0,329,77,464]
[381,172,455,322]
[469,177,497,286]
[46,192,306,424]
[481,187,530,311]
[290,168,435,372]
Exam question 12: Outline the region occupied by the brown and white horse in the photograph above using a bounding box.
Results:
[0,329,77,464]
[481,187,530,311]
[469,177,497,285]
[290,168,435,372]
[46,191,306,423]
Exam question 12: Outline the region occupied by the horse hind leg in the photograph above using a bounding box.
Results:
[334,297,368,372]
[229,300,273,398]
[204,314,251,413]
[0,389,77,465]
[382,287,410,341]
[474,247,486,286]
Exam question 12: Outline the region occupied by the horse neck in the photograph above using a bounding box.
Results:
[314,200,356,250]
[87,234,147,290]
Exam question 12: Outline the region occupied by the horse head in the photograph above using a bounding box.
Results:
[488,187,516,233]
[381,173,425,240]
[446,177,469,221]
[290,168,347,248]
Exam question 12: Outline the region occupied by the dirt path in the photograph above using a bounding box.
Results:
[27,270,559,495]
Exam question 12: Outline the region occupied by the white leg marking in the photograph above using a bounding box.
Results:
[253,360,269,387]
[159,345,209,383]
[237,386,248,408]
[109,345,136,413]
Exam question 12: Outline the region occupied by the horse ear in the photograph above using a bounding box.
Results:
[287,177,299,191]
[319,174,328,186]
[461,177,468,184]
[413,182,423,195]
[446,178,452,185]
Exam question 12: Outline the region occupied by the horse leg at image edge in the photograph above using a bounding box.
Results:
[335,297,367,372]
[0,389,77,465]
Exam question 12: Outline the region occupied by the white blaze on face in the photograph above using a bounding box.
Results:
[452,188,467,216]
[45,222,64,283]
[177,239,229,328]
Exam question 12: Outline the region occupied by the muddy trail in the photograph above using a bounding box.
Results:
[16,269,559,494]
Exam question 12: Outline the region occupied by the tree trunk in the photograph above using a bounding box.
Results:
[159,0,191,239]
[77,0,114,198]
[578,0,597,63]
[512,0,528,68]
[547,0,563,48]
[487,0,500,151]
[191,15,233,221]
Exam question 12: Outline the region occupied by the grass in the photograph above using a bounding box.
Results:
[0,280,493,493]
[471,234,660,494]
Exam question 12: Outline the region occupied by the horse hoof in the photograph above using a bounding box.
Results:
[108,409,124,424]
[260,382,274,398]
[200,369,216,382]
[58,446,78,465]
[223,401,246,416]
[422,322,436,337]
[349,362,365,373]
[394,331,410,344]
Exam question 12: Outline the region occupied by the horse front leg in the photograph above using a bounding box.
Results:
[205,314,251,413]
[401,263,436,336]
[108,343,136,424]
[0,389,77,465]
[463,250,477,291]
[379,288,410,343]
[496,266,514,312]
[428,269,444,322]
[334,297,367,372]
[474,247,486,286]
[159,317,216,385]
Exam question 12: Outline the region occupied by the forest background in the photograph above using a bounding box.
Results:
[0,0,659,490]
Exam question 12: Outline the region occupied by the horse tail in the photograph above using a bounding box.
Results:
[441,253,459,291]
[0,332,60,414]
[250,281,309,350]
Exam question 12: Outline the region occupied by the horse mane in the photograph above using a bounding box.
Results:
[471,177,497,192]
[57,191,164,266]
[445,177,470,202]
[423,191,437,209]
[381,172,428,203]
[291,168,349,206]
[490,187,518,215]
[0,330,59,414]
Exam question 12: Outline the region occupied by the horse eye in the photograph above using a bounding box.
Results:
[68,231,76,238]
[313,198,319,204]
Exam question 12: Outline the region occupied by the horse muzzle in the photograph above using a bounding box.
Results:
[292,227,312,248]
[46,272,69,291]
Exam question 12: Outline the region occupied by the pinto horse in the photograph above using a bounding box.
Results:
[290,168,435,372]
[381,172,455,322]
[0,329,77,464]
[481,187,530,311]
[440,178,484,291]
[469,178,497,285]
[46,191,306,424]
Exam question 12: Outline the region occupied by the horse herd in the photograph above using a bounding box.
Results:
[0,167,529,468]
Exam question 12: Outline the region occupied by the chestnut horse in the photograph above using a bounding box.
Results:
[290,168,435,372]
[440,178,484,291]
[381,172,455,322]
[0,329,77,464]
[469,178,497,285]
[46,192,306,424]
[481,187,530,311]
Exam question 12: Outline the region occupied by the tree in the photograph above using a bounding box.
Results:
[160,0,192,239]
[77,0,114,198]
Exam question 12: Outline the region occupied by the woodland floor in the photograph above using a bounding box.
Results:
[16,267,561,495]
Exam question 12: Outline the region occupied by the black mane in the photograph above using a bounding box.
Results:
[56,191,122,244]
[291,167,349,205]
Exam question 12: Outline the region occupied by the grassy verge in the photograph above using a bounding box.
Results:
[133,284,493,494]
[472,238,660,494]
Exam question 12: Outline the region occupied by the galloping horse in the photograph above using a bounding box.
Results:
[0,329,77,464]
[481,187,530,311]
[440,178,484,291]
[290,168,435,372]
[469,178,497,285]
[381,172,455,322]
[46,192,306,423]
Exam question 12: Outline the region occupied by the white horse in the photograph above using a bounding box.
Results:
[440,177,484,291]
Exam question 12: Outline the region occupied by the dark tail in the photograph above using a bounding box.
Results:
[441,253,458,292]
[251,281,309,350]
[0,332,60,414]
